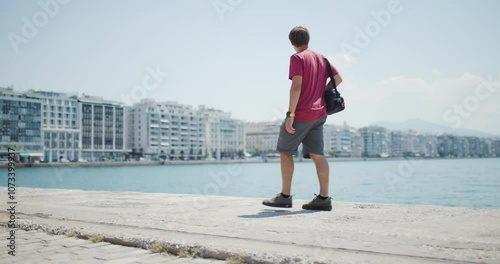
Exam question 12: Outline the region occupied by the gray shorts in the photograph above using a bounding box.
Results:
[276,116,327,158]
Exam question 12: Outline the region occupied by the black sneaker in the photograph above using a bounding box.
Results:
[262,193,292,208]
[302,194,332,211]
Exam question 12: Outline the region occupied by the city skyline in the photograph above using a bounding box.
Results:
[4,86,500,138]
[1,0,500,134]
[1,86,499,164]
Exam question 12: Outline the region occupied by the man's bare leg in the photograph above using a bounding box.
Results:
[280,153,294,195]
[309,153,329,197]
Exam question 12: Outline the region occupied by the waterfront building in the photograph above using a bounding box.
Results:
[200,105,245,159]
[27,90,81,162]
[245,121,281,155]
[324,123,363,158]
[471,137,493,157]
[437,135,464,157]
[389,130,439,158]
[494,139,500,157]
[359,126,390,157]
[465,137,482,157]
[481,138,494,157]
[127,100,205,160]
[0,88,43,161]
[405,131,434,157]
[389,131,405,157]
[404,130,421,156]
[79,95,126,162]
[421,134,439,158]
[436,135,498,158]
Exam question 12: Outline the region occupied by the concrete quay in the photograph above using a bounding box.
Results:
[1,188,499,263]
[0,226,224,264]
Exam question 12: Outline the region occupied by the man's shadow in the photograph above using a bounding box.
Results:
[238,209,320,219]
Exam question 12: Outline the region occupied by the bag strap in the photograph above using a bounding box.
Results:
[324,57,338,91]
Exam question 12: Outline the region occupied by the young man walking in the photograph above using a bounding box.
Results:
[263,26,342,211]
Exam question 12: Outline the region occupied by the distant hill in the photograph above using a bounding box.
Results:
[371,119,499,138]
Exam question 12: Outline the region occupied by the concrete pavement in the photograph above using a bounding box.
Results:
[0,226,224,264]
[1,188,499,263]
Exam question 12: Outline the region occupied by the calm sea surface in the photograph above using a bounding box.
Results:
[6,158,500,209]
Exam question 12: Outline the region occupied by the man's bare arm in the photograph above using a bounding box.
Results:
[325,74,343,90]
[288,76,302,113]
[285,75,302,134]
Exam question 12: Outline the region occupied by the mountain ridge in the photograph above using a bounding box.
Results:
[370,119,499,138]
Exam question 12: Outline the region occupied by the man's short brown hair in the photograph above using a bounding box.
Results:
[289,26,310,47]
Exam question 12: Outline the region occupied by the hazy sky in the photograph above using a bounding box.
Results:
[1,0,499,134]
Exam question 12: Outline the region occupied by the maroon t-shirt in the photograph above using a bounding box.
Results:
[288,49,339,122]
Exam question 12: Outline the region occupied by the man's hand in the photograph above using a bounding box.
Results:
[285,117,295,134]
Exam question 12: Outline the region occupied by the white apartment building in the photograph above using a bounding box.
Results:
[200,105,245,160]
[79,96,126,162]
[422,134,439,157]
[245,121,281,155]
[405,130,423,155]
[127,100,205,160]
[324,123,363,158]
[27,90,81,162]
[359,126,390,157]
[389,130,439,157]
[389,131,405,157]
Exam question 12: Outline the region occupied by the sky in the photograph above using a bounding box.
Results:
[1,0,500,134]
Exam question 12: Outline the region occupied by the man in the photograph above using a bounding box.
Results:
[263,26,342,211]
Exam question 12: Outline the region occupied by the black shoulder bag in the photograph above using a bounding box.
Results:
[324,57,345,115]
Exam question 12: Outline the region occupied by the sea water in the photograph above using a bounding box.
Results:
[7,158,500,208]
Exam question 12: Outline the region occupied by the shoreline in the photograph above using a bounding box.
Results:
[3,156,499,168]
